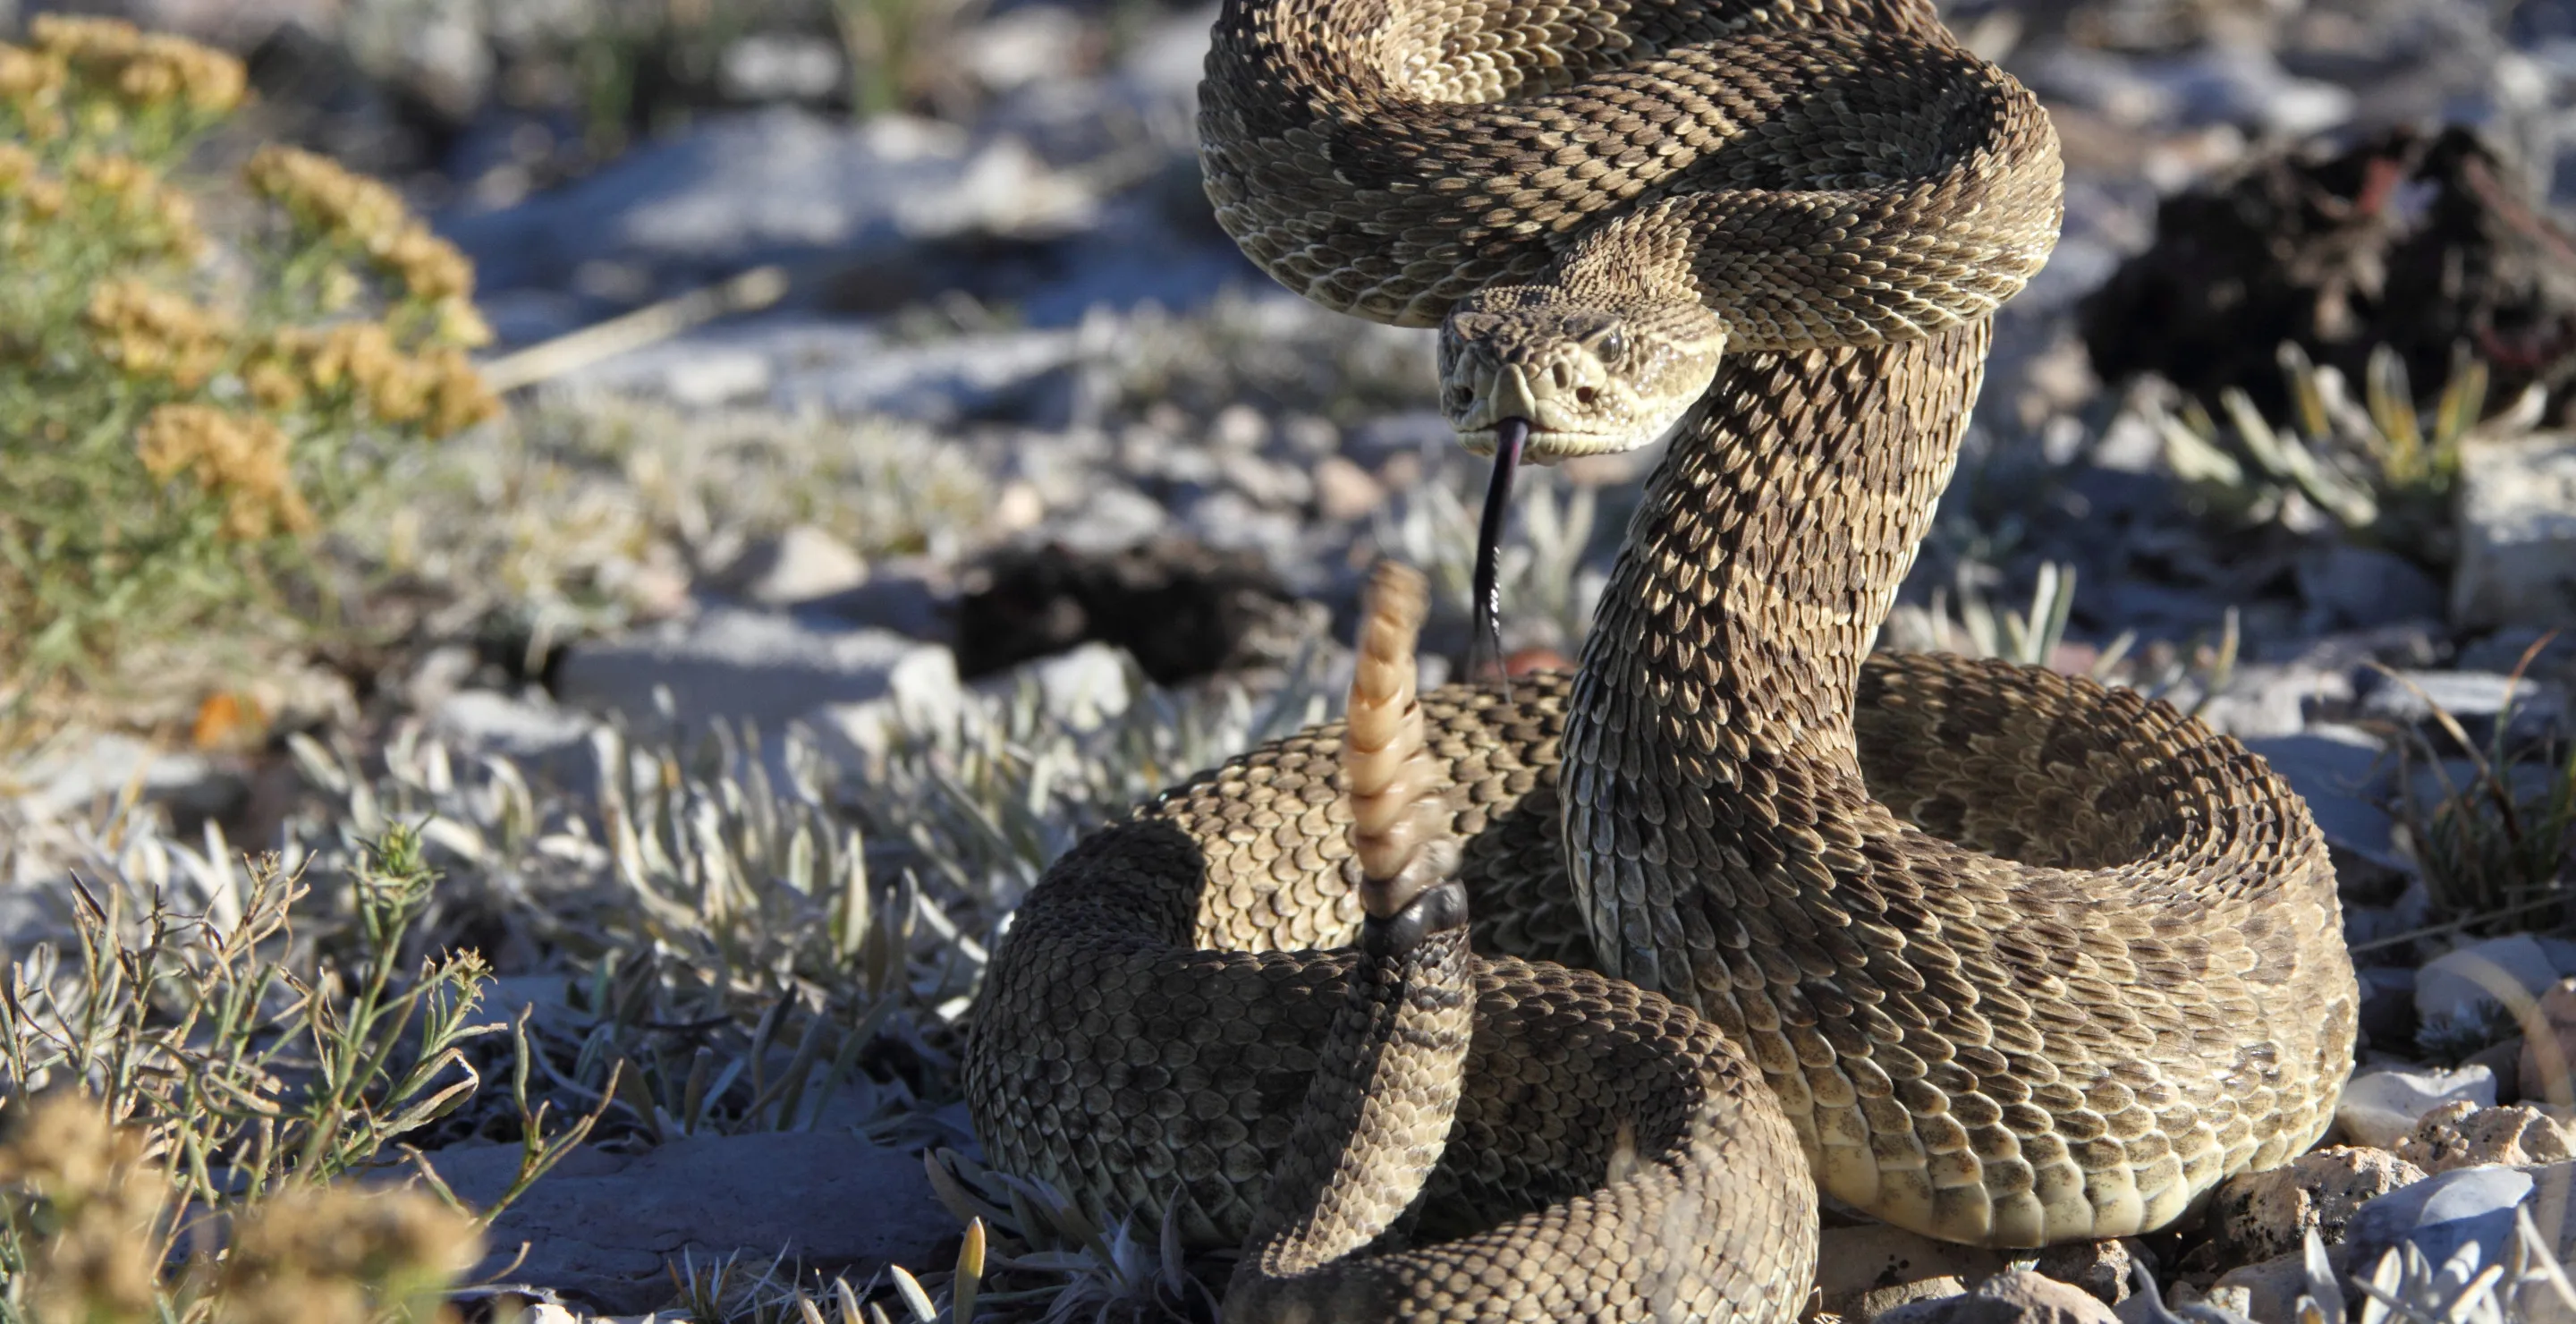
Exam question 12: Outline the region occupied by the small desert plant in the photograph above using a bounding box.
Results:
[919,1150,1214,1324]
[0,821,610,1323]
[2385,640,2576,940]
[0,17,498,706]
[0,826,597,1215]
[1881,560,2246,720]
[1885,561,2086,672]
[0,626,1343,1320]
[2150,341,2546,564]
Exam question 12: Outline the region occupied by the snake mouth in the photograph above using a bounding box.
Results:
[1467,417,1529,684]
[1457,425,1610,464]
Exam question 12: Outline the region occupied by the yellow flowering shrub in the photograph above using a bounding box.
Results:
[0,18,501,686]
[0,1095,484,1324]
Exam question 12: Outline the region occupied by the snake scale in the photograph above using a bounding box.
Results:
[964,0,2361,1317]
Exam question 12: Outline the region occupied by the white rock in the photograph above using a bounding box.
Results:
[716,32,843,102]
[429,690,600,781]
[956,7,1089,92]
[1038,484,1170,556]
[976,641,1135,728]
[565,320,1086,426]
[2168,663,2354,740]
[2339,1065,2499,1149]
[1815,1225,2007,1321]
[2343,1163,2537,1281]
[2360,670,2555,726]
[2140,44,2352,137]
[660,348,774,407]
[707,525,869,607]
[1114,2,1218,105]
[557,608,961,732]
[2453,435,2576,630]
[402,643,481,712]
[2419,934,2562,1040]
[3,733,239,822]
[449,107,1094,293]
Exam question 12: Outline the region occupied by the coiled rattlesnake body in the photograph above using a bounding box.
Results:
[965,0,2360,1318]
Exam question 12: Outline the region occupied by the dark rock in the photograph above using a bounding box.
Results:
[2034,1238,2149,1306]
[2456,626,2576,686]
[2357,965,2421,1048]
[2297,545,2445,632]
[2080,126,2576,425]
[953,537,1316,684]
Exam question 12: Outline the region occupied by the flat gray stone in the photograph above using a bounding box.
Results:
[3,733,243,823]
[421,1133,951,1314]
[2453,435,2576,631]
[556,607,961,732]
[2343,1163,2535,1282]
[2299,544,2445,632]
[2339,1064,2498,1150]
[2210,1250,2318,1324]
[428,691,601,785]
[1816,1225,2008,1321]
[2419,934,2561,1041]
[562,320,1088,426]
[705,525,869,607]
[2358,668,2563,748]
[448,108,1093,295]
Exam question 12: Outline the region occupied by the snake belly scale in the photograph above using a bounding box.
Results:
[963,0,2360,1318]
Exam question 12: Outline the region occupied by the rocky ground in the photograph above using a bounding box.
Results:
[16,0,2576,1320]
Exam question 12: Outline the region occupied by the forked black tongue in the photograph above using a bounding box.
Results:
[1468,417,1529,692]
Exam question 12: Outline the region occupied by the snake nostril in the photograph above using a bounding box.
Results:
[1575,386,1597,405]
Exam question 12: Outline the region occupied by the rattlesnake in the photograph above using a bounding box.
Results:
[964,0,2360,1318]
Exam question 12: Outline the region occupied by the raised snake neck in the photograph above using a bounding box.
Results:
[964,0,2361,1315]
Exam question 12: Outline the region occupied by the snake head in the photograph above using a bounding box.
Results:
[1437,285,1725,463]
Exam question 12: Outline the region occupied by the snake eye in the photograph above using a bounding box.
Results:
[1597,328,1626,360]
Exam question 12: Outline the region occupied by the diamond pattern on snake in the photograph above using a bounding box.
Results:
[965,0,2360,1318]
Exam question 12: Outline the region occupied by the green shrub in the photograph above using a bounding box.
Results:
[0,16,498,716]
[2148,341,2545,565]
[0,821,602,1324]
